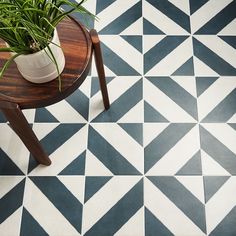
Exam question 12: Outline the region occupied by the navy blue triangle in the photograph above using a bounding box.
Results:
[189,0,208,15]
[0,179,25,224]
[0,149,24,175]
[228,123,236,131]
[85,176,112,203]
[118,123,143,146]
[35,108,59,123]
[196,77,219,97]
[144,101,169,122]
[143,18,165,35]
[66,90,89,121]
[59,151,86,175]
[91,77,114,97]
[176,150,202,175]
[20,207,48,236]
[96,0,116,14]
[219,36,236,49]
[204,176,229,203]
[172,57,194,76]
[145,207,173,236]
[121,36,142,53]
[210,206,236,235]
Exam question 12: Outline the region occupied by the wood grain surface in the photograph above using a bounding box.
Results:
[0,17,92,109]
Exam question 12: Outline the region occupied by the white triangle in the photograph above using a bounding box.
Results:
[115,206,144,236]
[22,109,36,123]
[120,18,143,35]
[85,150,113,176]
[33,123,59,140]
[143,35,166,54]
[218,19,236,36]
[193,56,219,76]
[118,100,143,123]
[143,123,169,147]
[0,176,25,199]
[104,64,117,77]
[227,113,236,123]
[57,176,85,203]
[168,0,190,15]
[91,59,116,77]
[175,176,205,204]
[171,76,197,97]
[46,100,87,123]
[81,0,96,15]
[0,206,22,236]
[79,76,91,98]
[201,150,231,176]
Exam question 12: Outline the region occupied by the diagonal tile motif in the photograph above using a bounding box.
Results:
[0,0,236,235]
[30,176,83,233]
[190,0,235,34]
[20,207,48,236]
[144,36,194,75]
[0,179,25,224]
[193,0,236,35]
[148,176,206,233]
[193,37,236,76]
[144,123,197,173]
[143,0,190,35]
[95,0,142,35]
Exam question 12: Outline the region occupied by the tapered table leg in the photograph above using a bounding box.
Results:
[90,29,110,110]
[0,102,51,166]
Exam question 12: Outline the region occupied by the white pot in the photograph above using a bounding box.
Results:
[13,29,65,83]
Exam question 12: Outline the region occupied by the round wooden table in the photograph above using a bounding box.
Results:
[0,17,110,165]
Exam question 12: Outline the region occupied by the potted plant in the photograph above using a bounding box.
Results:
[0,0,94,89]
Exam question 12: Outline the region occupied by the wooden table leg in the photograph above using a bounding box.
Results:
[0,101,51,166]
[90,29,110,110]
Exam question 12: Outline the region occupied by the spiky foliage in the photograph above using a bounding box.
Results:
[0,0,94,80]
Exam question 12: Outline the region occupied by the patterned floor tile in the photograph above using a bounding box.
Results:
[200,124,236,175]
[144,177,206,235]
[144,123,199,175]
[144,77,197,122]
[82,176,143,235]
[87,124,143,175]
[144,36,193,76]
[90,76,143,122]
[100,35,142,76]
[193,37,236,76]
[95,0,142,35]
[28,123,88,175]
[197,77,236,122]
[205,177,236,235]
[143,0,190,35]
[190,0,235,35]
[0,0,236,235]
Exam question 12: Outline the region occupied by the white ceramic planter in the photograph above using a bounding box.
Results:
[13,29,65,83]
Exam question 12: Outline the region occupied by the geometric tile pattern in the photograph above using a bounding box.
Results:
[0,0,236,235]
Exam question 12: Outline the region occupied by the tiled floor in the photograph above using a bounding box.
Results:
[0,0,236,235]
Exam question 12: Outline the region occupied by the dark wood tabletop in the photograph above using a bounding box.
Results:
[0,17,92,109]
